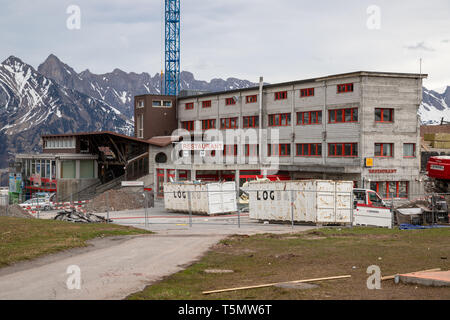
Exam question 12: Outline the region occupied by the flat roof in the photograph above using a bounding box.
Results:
[176,71,428,100]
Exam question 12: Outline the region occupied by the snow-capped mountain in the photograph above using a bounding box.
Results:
[38,54,257,118]
[0,56,133,167]
[419,87,450,124]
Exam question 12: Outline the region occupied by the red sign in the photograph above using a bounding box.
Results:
[368,169,397,174]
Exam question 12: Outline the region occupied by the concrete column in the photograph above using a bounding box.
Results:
[56,160,61,179]
[164,169,168,183]
[153,167,157,192]
[191,169,196,181]
[94,160,98,179]
[75,160,80,179]
[175,169,180,182]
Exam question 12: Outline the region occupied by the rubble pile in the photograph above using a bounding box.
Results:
[54,209,112,223]
[85,189,148,213]
[0,205,34,219]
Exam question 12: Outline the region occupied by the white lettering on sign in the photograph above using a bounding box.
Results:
[430,165,444,171]
[181,142,224,151]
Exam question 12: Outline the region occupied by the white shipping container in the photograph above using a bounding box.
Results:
[248,180,353,224]
[164,181,237,215]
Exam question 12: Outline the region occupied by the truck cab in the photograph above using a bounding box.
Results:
[352,188,392,228]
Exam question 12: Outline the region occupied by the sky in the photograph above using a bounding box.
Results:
[0,0,449,89]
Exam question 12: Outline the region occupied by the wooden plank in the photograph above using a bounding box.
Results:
[202,275,351,295]
[381,268,441,281]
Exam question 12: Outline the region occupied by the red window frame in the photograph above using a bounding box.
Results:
[337,83,354,93]
[220,117,238,129]
[274,91,288,100]
[245,144,259,157]
[328,143,358,157]
[246,95,257,103]
[243,116,259,128]
[202,100,212,108]
[225,98,236,106]
[375,108,394,122]
[300,88,315,97]
[201,119,216,130]
[370,181,409,199]
[185,102,194,110]
[328,108,358,123]
[268,113,291,127]
[223,145,238,156]
[403,143,416,158]
[268,144,291,157]
[181,121,194,131]
[296,143,322,157]
[374,143,394,157]
[297,111,322,125]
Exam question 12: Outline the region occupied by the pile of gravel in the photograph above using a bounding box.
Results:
[0,205,35,219]
[85,189,148,213]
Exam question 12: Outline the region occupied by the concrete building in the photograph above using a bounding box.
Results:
[140,71,427,199]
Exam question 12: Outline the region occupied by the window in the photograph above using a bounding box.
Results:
[163,101,172,107]
[61,160,76,179]
[300,88,315,97]
[274,91,288,100]
[181,121,194,131]
[296,144,322,157]
[202,119,216,130]
[403,143,416,157]
[220,117,238,129]
[370,181,409,199]
[328,143,358,157]
[268,144,291,157]
[80,160,94,179]
[202,100,212,108]
[246,95,257,103]
[375,108,394,122]
[375,143,393,157]
[223,145,238,156]
[297,111,322,125]
[337,83,354,93]
[137,114,144,138]
[329,108,358,123]
[243,116,259,128]
[269,113,291,126]
[137,100,144,108]
[152,100,162,107]
[225,98,236,106]
[185,102,194,110]
[245,144,259,157]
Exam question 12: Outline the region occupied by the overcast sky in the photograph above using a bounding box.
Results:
[1,0,449,89]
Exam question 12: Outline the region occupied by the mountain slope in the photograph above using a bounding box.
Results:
[0,56,132,167]
[38,54,257,118]
[419,87,450,124]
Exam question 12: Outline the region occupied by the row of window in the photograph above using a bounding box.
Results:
[184,83,355,110]
[136,100,172,108]
[181,108,395,131]
[375,143,416,157]
[179,142,417,158]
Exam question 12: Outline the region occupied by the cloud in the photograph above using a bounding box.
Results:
[404,42,435,52]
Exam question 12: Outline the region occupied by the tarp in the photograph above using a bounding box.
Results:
[399,223,450,230]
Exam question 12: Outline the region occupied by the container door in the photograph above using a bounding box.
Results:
[316,181,335,223]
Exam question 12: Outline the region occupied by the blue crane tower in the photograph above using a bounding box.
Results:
[164,0,180,96]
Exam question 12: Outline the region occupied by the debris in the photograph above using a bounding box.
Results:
[202,274,351,295]
[0,205,34,219]
[204,269,234,274]
[54,209,112,223]
[397,270,450,287]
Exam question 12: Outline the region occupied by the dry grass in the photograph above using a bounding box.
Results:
[0,216,151,267]
[128,227,450,300]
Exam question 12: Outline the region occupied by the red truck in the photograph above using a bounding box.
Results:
[427,156,450,191]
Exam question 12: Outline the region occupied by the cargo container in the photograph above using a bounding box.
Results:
[247,180,353,225]
[163,181,237,215]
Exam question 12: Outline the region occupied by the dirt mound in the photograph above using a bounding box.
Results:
[0,205,34,219]
[85,189,147,213]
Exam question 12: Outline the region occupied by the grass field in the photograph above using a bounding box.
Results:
[0,217,151,267]
[128,227,450,300]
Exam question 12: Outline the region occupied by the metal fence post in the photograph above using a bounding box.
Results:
[188,190,192,228]
[291,189,294,229]
[237,188,241,229]
[350,190,354,229]
[144,191,148,228]
[106,191,110,223]
[36,197,40,219]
